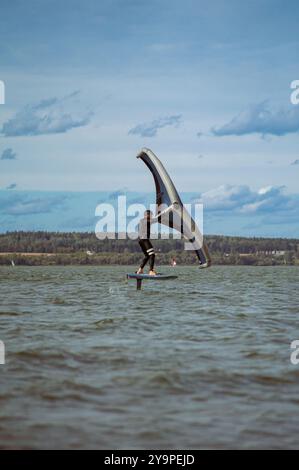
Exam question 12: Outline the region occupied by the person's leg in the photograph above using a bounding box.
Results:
[149,252,156,272]
[138,240,149,273]
[145,242,156,274]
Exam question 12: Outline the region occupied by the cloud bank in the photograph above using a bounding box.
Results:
[0,188,298,236]
[196,184,290,214]
[0,194,67,215]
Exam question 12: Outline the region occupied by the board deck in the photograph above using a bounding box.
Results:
[126,273,178,280]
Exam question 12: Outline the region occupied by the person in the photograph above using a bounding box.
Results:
[137,210,157,275]
[136,205,174,276]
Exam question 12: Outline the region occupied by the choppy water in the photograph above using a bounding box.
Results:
[0,265,299,449]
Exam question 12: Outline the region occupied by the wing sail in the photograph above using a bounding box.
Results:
[137,148,211,268]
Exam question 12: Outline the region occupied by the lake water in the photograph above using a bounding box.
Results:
[0,265,299,449]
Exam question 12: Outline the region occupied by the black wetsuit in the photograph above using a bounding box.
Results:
[138,218,155,270]
[139,239,155,270]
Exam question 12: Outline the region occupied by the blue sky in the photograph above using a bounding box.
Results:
[0,0,299,236]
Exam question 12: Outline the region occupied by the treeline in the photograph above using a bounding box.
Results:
[0,231,299,266]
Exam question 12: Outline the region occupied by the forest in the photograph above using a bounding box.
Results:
[0,231,298,266]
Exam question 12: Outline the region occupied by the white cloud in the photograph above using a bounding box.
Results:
[128,115,182,137]
[211,101,299,137]
[1,91,92,137]
[5,183,17,190]
[1,148,17,160]
[148,43,176,53]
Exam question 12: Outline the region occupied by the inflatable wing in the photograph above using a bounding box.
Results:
[137,148,211,268]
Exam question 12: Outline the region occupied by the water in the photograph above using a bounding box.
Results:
[0,265,299,449]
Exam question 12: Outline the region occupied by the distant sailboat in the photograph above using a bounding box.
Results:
[11,260,15,267]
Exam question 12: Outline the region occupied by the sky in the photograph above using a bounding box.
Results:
[0,0,299,237]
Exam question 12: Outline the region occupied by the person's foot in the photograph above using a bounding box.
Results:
[149,270,157,276]
[136,268,144,274]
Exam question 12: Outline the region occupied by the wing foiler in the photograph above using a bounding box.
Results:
[137,148,211,268]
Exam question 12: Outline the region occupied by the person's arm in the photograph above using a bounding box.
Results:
[151,203,175,223]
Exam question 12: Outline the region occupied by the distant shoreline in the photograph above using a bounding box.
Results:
[0,252,56,257]
[0,231,298,266]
